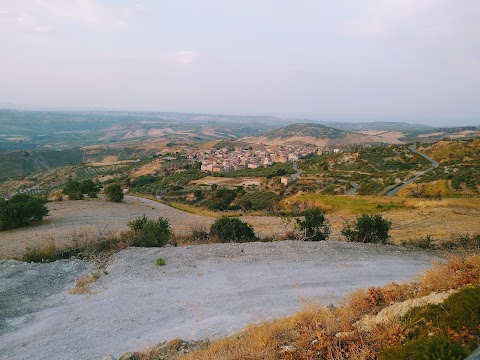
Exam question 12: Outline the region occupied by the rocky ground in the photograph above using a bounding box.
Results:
[0,241,440,360]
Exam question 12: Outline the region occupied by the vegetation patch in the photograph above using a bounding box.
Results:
[0,194,49,230]
[104,183,124,202]
[69,272,101,295]
[342,214,392,244]
[281,194,407,214]
[209,217,256,243]
[155,257,167,266]
[379,286,480,360]
[127,215,172,247]
[20,228,123,263]
[295,208,330,241]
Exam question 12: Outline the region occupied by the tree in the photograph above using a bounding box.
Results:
[104,184,124,202]
[62,179,83,200]
[0,194,49,230]
[209,217,256,243]
[342,214,392,244]
[80,179,99,198]
[295,208,330,241]
[127,215,171,247]
[193,189,203,200]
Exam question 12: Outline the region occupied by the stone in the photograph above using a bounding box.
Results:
[102,355,117,360]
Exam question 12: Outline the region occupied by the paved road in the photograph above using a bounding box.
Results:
[347,182,360,196]
[386,145,438,197]
[291,162,302,181]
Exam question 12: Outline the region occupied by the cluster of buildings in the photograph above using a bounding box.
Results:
[189,145,317,173]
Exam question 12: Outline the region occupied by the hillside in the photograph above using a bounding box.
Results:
[241,123,398,147]
[263,123,346,139]
[317,121,433,132]
[298,144,432,195]
[397,138,480,196]
[0,109,290,150]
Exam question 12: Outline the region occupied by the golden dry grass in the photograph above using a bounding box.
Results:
[173,254,480,360]
[69,273,100,295]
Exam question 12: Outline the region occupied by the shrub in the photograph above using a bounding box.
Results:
[128,215,171,247]
[193,189,203,200]
[295,207,330,241]
[209,217,256,243]
[80,179,99,197]
[342,214,392,244]
[104,184,124,202]
[155,257,166,266]
[0,194,49,230]
[62,179,83,200]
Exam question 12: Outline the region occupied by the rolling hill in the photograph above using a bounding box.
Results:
[240,123,402,148]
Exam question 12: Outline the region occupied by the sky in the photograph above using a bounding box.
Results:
[0,0,479,125]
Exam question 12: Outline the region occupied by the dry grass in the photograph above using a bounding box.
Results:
[171,253,480,360]
[69,272,100,295]
[19,227,126,263]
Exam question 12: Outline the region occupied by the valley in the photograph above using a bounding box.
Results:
[1,110,479,360]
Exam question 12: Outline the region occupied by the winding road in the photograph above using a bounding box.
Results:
[386,145,439,197]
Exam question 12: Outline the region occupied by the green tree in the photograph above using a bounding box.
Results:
[127,215,171,247]
[0,194,49,230]
[62,179,83,200]
[193,189,203,200]
[296,208,330,241]
[342,214,392,244]
[80,179,99,197]
[209,217,256,243]
[104,184,124,202]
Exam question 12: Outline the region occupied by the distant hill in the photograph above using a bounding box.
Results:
[401,125,480,142]
[316,121,433,132]
[240,122,403,148]
[0,109,293,150]
[263,123,347,139]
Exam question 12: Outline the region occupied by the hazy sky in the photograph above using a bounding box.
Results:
[1,1,479,124]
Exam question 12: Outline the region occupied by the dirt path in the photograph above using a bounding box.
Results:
[0,241,439,360]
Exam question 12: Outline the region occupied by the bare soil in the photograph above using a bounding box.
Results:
[0,241,439,360]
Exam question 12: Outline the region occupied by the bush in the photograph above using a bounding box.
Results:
[127,215,171,247]
[295,208,330,241]
[0,194,49,230]
[209,217,256,243]
[62,179,84,200]
[342,214,392,244]
[104,184,124,202]
[80,179,99,197]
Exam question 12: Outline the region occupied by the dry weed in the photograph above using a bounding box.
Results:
[417,253,480,295]
[69,272,100,295]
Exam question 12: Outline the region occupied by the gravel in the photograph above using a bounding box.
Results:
[0,241,440,360]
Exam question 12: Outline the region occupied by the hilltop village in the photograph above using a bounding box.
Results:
[189,145,318,173]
